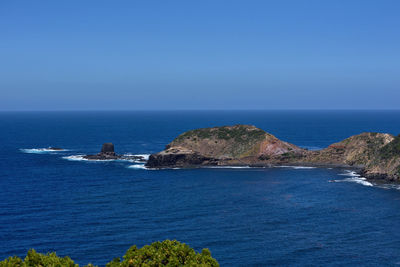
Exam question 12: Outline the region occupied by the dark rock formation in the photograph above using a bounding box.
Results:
[84,142,119,160]
[84,143,146,161]
[47,147,64,151]
[101,143,115,154]
[145,125,400,181]
[146,147,218,168]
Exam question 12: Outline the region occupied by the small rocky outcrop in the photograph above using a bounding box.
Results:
[47,147,64,151]
[145,125,400,182]
[84,143,146,162]
[84,143,119,160]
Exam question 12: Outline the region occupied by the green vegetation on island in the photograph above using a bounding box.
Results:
[147,125,400,181]
[159,124,302,161]
[380,134,400,159]
[174,125,266,143]
[0,240,219,267]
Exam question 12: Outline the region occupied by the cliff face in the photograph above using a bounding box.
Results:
[146,125,400,181]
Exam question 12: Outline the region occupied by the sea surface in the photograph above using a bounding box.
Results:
[1,110,400,266]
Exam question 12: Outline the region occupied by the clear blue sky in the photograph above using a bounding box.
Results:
[1,0,399,110]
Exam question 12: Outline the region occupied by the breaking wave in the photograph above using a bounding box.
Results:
[276,166,317,169]
[20,148,68,154]
[124,154,150,160]
[127,164,150,170]
[62,155,113,162]
[62,153,151,163]
[122,154,150,163]
[330,170,373,187]
[375,184,400,190]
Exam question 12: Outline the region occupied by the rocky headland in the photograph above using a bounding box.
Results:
[146,125,400,181]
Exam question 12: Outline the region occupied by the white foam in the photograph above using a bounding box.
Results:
[133,154,150,160]
[205,166,252,169]
[333,177,373,187]
[63,153,150,163]
[62,155,88,161]
[338,170,360,177]
[332,170,373,187]
[121,154,150,162]
[276,166,316,169]
[376,184,400,190]
[125,159,147,163]
[127,164,149,170]
[127,165,255,170]
[20,148,67,154]
[62,155,113,162]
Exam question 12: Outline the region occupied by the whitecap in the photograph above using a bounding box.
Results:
[332,170,373,187]
[338,170,360,177]
[62,155,88,161]
[375,184,400,191]
[120,154,150,162]
[62,155,113,162]
[129,154,150,160]
[127,164,150,170]
[20,148,67,154]
[276,166,316,169]
[63,153,150,163]
[125,159,147,163]
[332,177,373,187]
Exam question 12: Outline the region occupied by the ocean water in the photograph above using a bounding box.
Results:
[1,110,400,266]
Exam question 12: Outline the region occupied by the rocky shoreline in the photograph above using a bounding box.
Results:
[146,125,400,182]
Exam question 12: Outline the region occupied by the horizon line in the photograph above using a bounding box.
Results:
[1,108,400,112]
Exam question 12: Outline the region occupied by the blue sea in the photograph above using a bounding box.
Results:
[2,110,400,266]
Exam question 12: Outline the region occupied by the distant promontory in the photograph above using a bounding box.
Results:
[146,125,400,181]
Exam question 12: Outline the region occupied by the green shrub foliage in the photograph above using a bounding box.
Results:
[0,249,78,267]
[380,134,400,159]
[0,240,218,267]
[107,240,218,267]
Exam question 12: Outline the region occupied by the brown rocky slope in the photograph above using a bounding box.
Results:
[146,125,400,181]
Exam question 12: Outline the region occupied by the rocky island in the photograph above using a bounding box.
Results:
[146,125,400,181]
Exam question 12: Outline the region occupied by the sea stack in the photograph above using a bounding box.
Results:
[83,143,146,162]
[101,143,116,155]
[84,142,119,160]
